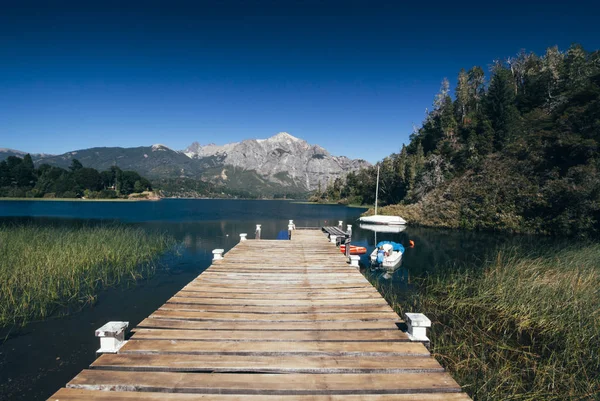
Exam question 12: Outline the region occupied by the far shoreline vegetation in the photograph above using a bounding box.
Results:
[0,223,175,328]
[0,156,158,200]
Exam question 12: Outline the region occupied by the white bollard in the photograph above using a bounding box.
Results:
[404,313,432,342]
[239,233,247,241]
[349,255,360,267]
[330,235,337,244]
[212,249,224,260]
[288,220,295,229]
[96,321,128,354]
[347,224,352,234]
[255,224,261,240]
[338,220,343,228]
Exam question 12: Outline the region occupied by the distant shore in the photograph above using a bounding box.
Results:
[0,197,158,202]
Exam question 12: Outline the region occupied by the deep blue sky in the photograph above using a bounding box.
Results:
[1,1,599,163]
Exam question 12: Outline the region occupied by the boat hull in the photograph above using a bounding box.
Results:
[358,215,407,225]
[340,245,367,255]
[359,223,406,233]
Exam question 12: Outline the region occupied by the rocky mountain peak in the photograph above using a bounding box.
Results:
[151,144,171,152]
[268,132,302,142]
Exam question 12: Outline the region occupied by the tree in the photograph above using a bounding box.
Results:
[486,67,519,150]
[69,159,83,172]
[73,168,102,191]
[455,69,470,123]
[467,66,485,112]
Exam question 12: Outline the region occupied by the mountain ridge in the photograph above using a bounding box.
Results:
[1,133,370,194]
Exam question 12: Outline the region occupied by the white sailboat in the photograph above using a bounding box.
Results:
[358,165,407,226]
[359,223,406,234]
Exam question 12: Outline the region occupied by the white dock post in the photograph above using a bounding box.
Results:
[347,224,352,234]
[255,224,261,240]
[288,220,295,230]
[329,234,337,244]
[95,321,128,354]
[338,220,343,228]
[239,233,247,241]
[349,255,360,267]
[212,249,224,260]
[404,313,432,342]
[288,224,294,240]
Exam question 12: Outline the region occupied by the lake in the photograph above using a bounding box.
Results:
[0,199,548,400]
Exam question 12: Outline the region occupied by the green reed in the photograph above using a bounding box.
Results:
[0,223,175,327]
[373,245,600,401]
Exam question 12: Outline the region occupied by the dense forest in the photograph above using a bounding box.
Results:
[316,44,600,237]
[0,156,153,199]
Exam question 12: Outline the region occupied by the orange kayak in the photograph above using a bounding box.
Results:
[340,245,367,255]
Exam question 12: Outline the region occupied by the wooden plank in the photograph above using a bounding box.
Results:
[137,318,400,331]
[67,371,463,395]
[161,303,395,314]
[183,284,377,291]
[119,339,429,356]
[130,329,409,342]
[168,296,388,306]
[52,388,473,400]
[177,289,380,298]
[91,353,440,373]
[150,310,400,322]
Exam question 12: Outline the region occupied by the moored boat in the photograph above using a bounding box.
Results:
[370,241,404,270]
[359,215,407,225]
[357,165,407,226]
[339,244,368,255]
[359,223,406,233]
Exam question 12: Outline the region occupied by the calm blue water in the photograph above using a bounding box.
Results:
[0,199,547,400]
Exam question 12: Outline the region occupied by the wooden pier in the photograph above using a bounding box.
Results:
[50,229,471,400]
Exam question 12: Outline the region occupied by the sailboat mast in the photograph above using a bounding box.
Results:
[375,165,380,215]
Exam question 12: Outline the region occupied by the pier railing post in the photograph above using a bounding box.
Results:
[212,249,224,260]
[239,233,247,241]
[255,224,261,240]
[329,234,337,244]
[404,313,432,342]
[288,224,294,240]
[338,220,343,228]
[289,220,295,229]
[95,321,128,354]
[347,224,352,235]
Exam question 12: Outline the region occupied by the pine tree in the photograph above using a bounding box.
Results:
[455,69,470,123]
[486,67,519,150]
[467,66,485,112]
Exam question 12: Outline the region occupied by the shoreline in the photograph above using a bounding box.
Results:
[0,197,157,202]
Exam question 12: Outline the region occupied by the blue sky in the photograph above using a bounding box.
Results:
[1,1,599,163]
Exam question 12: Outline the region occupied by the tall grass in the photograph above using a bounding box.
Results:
[378,245,600,400]
[0,224,175,327]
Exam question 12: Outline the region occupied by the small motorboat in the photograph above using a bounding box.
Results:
[370,241,404,270]
[339,244,367,255]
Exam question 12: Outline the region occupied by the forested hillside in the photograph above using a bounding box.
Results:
[318,44,600,236]
[0,157,152,199]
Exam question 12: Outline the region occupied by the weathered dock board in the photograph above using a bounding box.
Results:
[49,229,471,400]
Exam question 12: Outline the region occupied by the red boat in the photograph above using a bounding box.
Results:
[340,244,367,255]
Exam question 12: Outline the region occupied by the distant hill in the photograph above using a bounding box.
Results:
[1,133,370,195]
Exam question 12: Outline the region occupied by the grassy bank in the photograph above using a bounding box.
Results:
[0,224,175,327]
[378,245,600,400]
